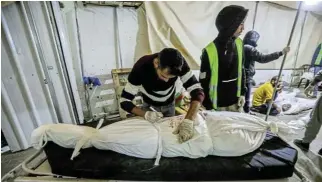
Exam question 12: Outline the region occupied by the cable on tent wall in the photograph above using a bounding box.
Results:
[265,1,303,121]
[252,1,259,30]
[293,11,308,69]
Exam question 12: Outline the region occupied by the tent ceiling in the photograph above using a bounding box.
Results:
[82,1,322,15]
[271,1,322,15]
[83,1,143,8]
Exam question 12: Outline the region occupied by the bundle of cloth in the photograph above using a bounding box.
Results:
[287,112,311,129]
[31,111,301,165]
[274,89,316,115]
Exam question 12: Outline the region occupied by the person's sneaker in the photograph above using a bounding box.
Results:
[318,148,322,156]
[293,139,310,151]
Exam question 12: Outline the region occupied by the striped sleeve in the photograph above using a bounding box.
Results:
[180,61,205,103]
[120,65,141,113]
[120,82,140,113]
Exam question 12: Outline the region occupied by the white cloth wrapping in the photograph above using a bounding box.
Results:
[31,111,301,161]
[31,124,97,150]
[159,114,212,158]
[274,89,316,115]
[92,119,159,159]
[203,111,300,156]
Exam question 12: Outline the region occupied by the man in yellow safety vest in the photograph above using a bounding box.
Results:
[200,5,248,112]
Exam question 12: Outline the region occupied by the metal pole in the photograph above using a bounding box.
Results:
[253,1,259,30]
[293,11,308,69]
[43,1,79,124]
[49,1,82,124]
[265,1,303,121]
[114,7,123,69]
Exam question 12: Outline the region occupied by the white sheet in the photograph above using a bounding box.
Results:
[287,112,311,129]
[274,89,316,115]
[31,111,301,162]
[249,88,316,115]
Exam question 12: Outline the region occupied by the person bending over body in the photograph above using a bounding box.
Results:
[200,5,248,112]
[120,48,205,143]
[251,76,282,116]
[243,30,290,113]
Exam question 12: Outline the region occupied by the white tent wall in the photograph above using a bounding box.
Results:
[134,1,256,69]
[67,2,138,74]
[60,2,138,119]
[254,3,322,69]
[57,1,321,119]
[136,1,322,70]
[296,12,322,67]
[253,2,303,69]
[1,2,81,151]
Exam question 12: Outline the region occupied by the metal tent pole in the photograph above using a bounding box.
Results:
[293,11,308,70]
[252,1,259,30]
[265,1,303,121]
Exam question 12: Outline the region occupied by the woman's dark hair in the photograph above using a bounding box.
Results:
[158,48,184,76]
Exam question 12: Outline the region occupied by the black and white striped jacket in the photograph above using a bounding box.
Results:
[120,53,204,113]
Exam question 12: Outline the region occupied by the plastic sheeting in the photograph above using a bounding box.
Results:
[134,1,322,70]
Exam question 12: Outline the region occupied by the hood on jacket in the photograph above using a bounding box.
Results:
[244,30,260,47]
[216,5,248,38]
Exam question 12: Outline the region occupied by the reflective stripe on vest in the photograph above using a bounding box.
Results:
[315,44,322,66]
[205,38,243,109]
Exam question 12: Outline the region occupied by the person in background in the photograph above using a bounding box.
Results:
[294,70,322,156]
[243,30,290,113]
[120,48,204,143]
[251,76,282,116]
[199,5,248,112]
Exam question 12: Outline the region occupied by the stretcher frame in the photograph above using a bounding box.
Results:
[1,113,311,182]
[2,147,308,182]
